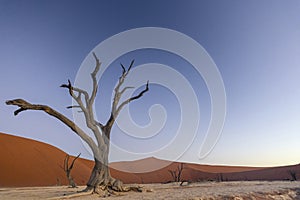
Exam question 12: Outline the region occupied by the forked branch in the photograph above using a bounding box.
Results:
[104,60,149,133]
[60,53,104,147]
[6,54,151,196]
[168,163,185,182]
[64,153,81,172]
[63,153,81,188]
[115,81,149,116]
[60,80,88,115]
[5,99,99,159]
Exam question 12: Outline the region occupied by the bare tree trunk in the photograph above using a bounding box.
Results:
[168,170,177,182]
[168,163,185,182]
[66,171,77,188]
[6,54,149,196]
[85,157,127,195]
[63,153,80,188]
[177,163,184,182]
[86,158,108,189]
[288,170,297,181]
[85,128,125,194]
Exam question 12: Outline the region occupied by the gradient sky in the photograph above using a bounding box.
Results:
[0,0,300,167]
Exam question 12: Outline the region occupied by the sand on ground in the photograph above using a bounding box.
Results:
[0,181,299,200]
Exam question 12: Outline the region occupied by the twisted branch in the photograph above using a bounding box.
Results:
[5,99,100,159]
[104,60,149,138]
[60,53,104,147]
[6,54,149,163]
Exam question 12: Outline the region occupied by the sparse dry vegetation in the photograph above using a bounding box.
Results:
[288,170,297,181]
[168,163,185,182]
[61,153,81,188]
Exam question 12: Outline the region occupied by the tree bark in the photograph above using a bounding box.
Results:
[6,54,149,196]
[168,163,184,182]
[63,153,80,188]
[85,127,125,194]
[67,171,77,188]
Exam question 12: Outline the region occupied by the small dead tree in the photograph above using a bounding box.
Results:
[168,163,185,182]
[217,173,224,182]
[62,153,81,188]
[168,170,177,182]
[6,53,149,196]
[288,170,297,181]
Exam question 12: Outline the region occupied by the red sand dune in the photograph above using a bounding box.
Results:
[0,132,299,187]
[0,132,92,187]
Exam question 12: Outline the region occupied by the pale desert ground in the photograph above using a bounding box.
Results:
[0,181,299,200]
[1,133,300,199]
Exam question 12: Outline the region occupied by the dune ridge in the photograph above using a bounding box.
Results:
[0,132,299,187]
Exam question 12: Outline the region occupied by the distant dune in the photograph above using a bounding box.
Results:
[0,132,299,187]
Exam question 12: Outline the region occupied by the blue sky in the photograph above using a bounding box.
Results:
[0,0,300,167]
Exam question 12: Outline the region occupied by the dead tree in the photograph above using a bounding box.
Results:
[168,170,177,182]
[217,173,224,182]
[6,53,149,196]
[168,163,185,182]
[288,170,297,181]
[62,153,81,188]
